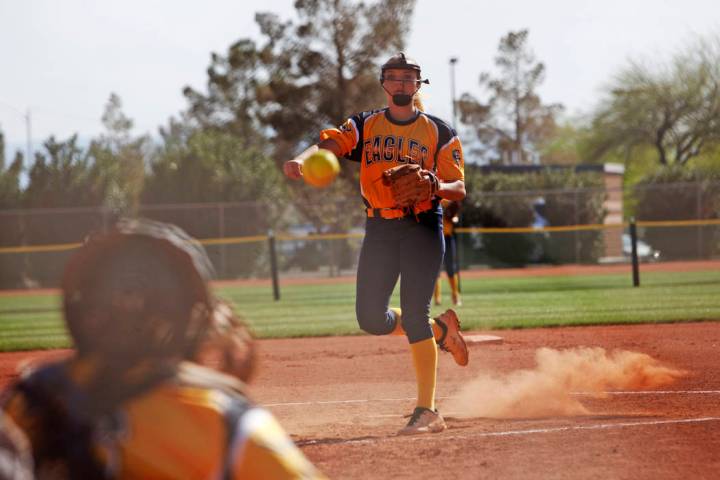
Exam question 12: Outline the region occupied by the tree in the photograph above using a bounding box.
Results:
[458,29,562,164]
[0,130,23,209]
[17,134,105,286]
[143,118,285,206]
[87,93,148,215]
[0,129,25,289]
[183,0,416,232]
[141,120,290,278]
[588,35,720,167]
[538,122,587,166]
[22,135,93,208]
[185,0,414,161]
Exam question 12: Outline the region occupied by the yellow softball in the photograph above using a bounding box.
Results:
[303,149,340,188]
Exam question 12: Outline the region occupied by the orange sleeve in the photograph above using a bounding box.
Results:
[319,117,359,157]
[436,135,464,182]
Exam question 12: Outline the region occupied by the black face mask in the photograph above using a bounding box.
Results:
[380,76,428,107]
[392,93,413,106]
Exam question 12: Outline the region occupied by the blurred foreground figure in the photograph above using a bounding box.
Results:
[0,411,33,480]
[1,218,325,479]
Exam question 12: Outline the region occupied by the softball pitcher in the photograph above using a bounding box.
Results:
[284,53,469,435]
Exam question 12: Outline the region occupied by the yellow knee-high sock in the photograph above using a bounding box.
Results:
[410,337,438,410]
[433,278,441,305]
[449,274,461,305]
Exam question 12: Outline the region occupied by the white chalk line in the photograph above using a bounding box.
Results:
[575,390,720,395]
[298,417,720,446]
[263,397,415,407]
[262,390,720,408]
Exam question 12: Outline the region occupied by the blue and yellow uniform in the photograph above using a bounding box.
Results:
[435,199,462,306]
[322,108,464,218]
[285,52,468,433]
[2,218,327,476]
[2,360,325,480]
[321,108,464,342]
[320,101,466,429]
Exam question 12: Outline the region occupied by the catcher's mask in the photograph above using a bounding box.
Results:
[380,52,429,106]
[62,218,215,363]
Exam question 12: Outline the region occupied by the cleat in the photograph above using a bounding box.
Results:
[434,309,469,366]
[398,407,446,435]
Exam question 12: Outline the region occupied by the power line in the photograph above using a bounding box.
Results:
[1,102,98,125]
[32,106,98,124]
[0,101,32,161]
[1,100,105,163]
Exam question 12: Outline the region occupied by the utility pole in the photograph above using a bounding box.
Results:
[25,108,32,163]
[448,57,462,292]
[449,57,458,129]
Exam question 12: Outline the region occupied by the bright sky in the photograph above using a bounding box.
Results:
[1,0,718,163]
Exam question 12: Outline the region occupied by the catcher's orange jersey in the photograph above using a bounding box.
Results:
[320,108,464,213]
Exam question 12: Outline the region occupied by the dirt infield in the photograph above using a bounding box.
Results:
[1,321,718,479]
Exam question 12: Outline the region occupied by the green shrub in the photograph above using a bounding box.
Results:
[463,167,606,266]
[633,165,720,260]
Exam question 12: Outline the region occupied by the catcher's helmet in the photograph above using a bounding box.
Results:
[62,218,215,362]
[380,52,429,84]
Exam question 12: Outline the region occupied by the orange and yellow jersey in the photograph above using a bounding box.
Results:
[320,108,465,215]
[113,363,325,480]
[2,361,325,480]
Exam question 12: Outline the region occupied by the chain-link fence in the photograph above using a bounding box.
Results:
[1,182,719,289]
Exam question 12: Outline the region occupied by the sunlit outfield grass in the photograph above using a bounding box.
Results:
[1,269,719,351]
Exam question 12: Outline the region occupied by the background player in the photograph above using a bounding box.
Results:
[434,199,462,306]
[1,218,325,479]
[284,52,469,435]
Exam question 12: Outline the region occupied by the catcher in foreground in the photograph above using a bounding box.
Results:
[194,298,256,383]
[284,52,468,435]
[1,218,325,479]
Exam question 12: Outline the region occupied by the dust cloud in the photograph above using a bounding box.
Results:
[445,347,687,418]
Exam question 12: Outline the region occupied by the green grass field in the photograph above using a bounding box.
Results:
[1,270,719,351]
